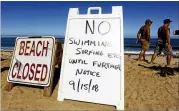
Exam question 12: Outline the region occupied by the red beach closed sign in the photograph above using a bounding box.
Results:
[7,36,55,86]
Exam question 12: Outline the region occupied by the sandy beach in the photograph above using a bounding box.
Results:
[1,50,179,110]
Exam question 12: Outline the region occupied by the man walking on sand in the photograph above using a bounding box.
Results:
[136,19,152,61]
[149,19,173,67]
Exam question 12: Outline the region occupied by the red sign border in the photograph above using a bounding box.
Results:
[7,37,55,86]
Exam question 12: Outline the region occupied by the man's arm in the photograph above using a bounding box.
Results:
[136,28,141,43]
[165,27,171,50]
[147,27,151,42]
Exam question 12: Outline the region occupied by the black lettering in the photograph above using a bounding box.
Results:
[76,69,83,75]
[97,62,101,67]
[77,78,80,92]
[84,40,89,45]
[84,50,88,55]
[69,38,73,44]
[85,20,94,34]
[93,61,97,66]
[88,79,92,93]
[74,39,80,45]
[92,84,99,92]
[75,69,100,77]
[83,70,87,75]
[101,42,106,47]
[76,48,82,55]
[90,71,94,76]
[69,59,77,64]
[69,80,75,90]
[75,48,104,56]
[69,59,88,65]
[84,60,88,64]
[96,72,100,77]
[90,41,96,46]
[69,78,99,93]
[92,61,121,71]
[102,62,107,69]
[116,64,121,70]
[108,53,112,58]
[84,84,88,90]
[68,38,112,47]
[110,64,115,69]
[81,83,84,90]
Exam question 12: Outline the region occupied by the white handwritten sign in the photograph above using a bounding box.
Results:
[7,36,55,86]
[58,7,124,110]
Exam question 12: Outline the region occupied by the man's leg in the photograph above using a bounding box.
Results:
[139,40,148,61]
[149,43,160,64]
[143,51,150,63]
[138,50,144,61]
[165,54,174,76]
[143,51,146,60]
[166,55,171,66]
[149,51,157,64]
[164,43,172,67]
[143,41,149,61]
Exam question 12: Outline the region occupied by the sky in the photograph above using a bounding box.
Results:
[1,1,179,38]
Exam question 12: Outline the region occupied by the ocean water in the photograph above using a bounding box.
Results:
[124,37,179,54]
[1,35,179,55]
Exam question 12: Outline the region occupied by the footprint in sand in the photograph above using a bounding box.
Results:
[18,88,24,94]
[131,90,138,99]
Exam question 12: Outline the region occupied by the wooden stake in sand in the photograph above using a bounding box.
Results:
[44,40,63,97]
[4,36,63,97]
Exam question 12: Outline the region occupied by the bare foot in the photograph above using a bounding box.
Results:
[137,59,142,61]
[165,65,171,68]
[144,59,149,63]
[149,61,155,64]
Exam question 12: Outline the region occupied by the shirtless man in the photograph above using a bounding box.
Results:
[136,19,152,61]
[149,19,173,67]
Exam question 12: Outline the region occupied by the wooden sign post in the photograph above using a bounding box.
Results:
[4,36,63,97]
[44,40,63,97]
[57,6,124,110]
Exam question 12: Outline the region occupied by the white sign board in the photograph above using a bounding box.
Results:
[7,36,55,86]
[58,6,124,110]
